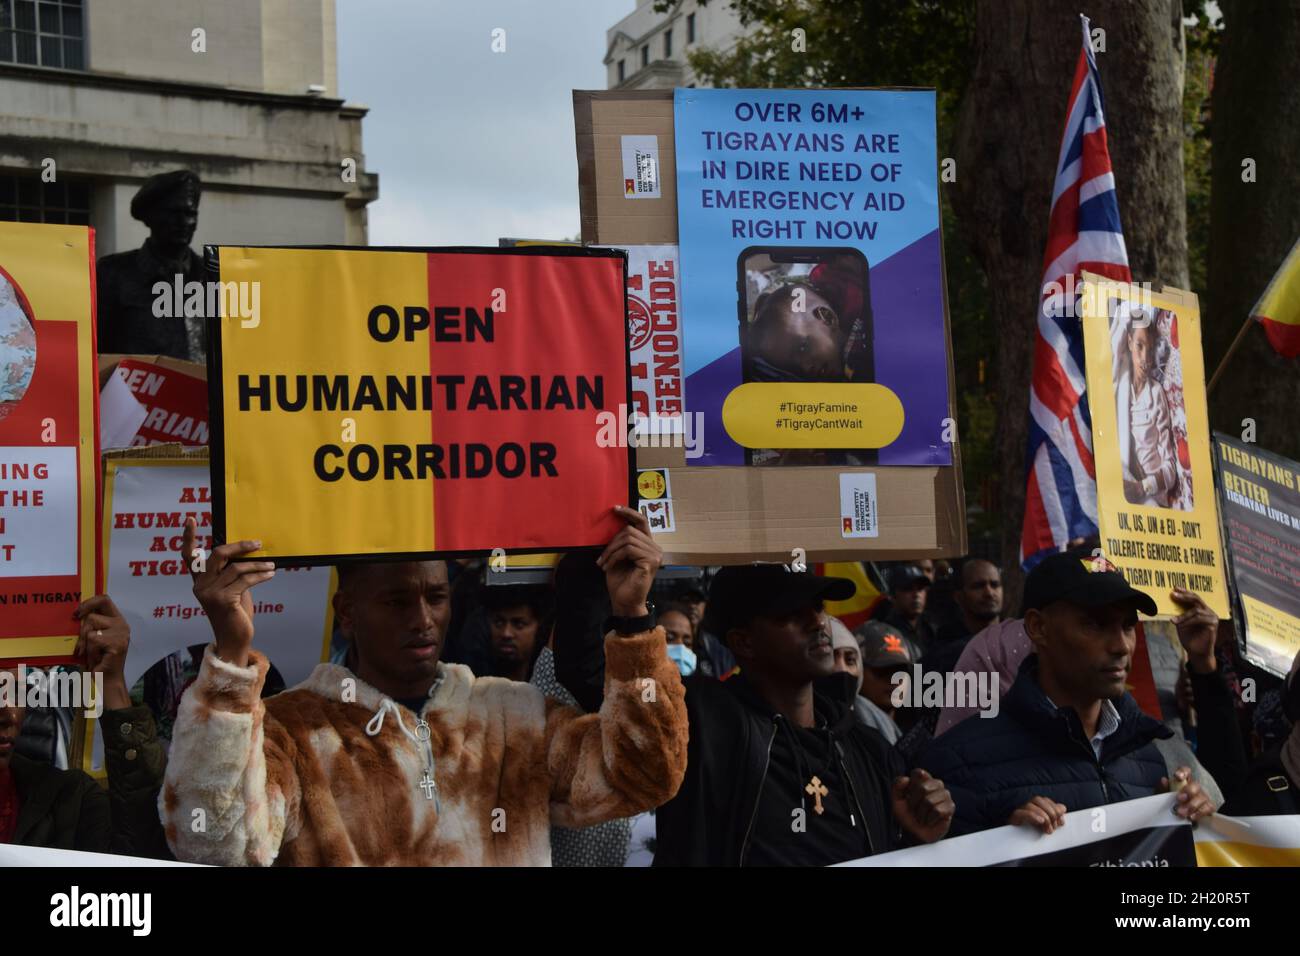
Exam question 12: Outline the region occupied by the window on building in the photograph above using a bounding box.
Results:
[664,29,672,58]
[617,59,625,83]
[687,13,696,44]
[0,174,92,225]
[0,0,85,69]
[641,44,648,68]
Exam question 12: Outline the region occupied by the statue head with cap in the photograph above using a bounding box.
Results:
[130,170,201,259]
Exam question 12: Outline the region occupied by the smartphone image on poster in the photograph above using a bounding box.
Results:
[735,246,875,466]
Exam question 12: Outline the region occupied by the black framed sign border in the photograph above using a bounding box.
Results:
[204,243,637,568]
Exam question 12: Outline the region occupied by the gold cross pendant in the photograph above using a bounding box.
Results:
[805,775,828,815]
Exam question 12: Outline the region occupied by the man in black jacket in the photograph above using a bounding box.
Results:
[654,564,954,866]
[917,553,1215,836]
[925,558,1003,677]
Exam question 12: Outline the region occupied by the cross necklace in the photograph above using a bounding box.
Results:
[416,718,436,803]
[805,775,829,815]
[414,671,445,810]
[793,715,833,815]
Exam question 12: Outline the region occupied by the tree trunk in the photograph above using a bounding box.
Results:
[1205,0,1300,459]
[950,0,1187,606]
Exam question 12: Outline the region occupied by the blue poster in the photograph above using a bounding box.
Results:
[675,88,951,467]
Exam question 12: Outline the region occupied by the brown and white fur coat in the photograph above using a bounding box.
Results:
[160,628,687,865]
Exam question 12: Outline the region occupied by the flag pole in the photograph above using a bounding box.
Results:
[1207,313,1254,394]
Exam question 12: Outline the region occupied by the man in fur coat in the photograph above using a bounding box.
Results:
[160,507,687,866]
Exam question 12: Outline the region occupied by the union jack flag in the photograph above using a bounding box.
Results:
[1021,14,1131,569]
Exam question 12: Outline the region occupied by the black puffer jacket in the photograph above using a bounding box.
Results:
[10,705,169,858]
[917,654,1172,835]
[653,670,906,866]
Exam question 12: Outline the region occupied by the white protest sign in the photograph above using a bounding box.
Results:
[0,447,77,577]
[599,244,684,435]
[104,460,333,689]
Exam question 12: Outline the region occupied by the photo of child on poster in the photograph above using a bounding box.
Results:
[741,249,875,466]
[0,267,37,424]
[1110,299,1193,511]
[742,251,872,384]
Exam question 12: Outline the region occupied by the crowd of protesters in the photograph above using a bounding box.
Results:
[2,518,1297,866]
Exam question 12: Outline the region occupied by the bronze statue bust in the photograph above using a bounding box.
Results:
[97,170,206,362]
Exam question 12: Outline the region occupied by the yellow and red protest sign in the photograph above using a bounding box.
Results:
[209,246,633,562]
[0,223,99,663]
[1080,275,1229,617]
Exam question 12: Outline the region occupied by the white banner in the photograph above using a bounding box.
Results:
[841,794,1193,867]
[840,794,1300,867]
[1193,811,1300,866]
[0,844,200,867]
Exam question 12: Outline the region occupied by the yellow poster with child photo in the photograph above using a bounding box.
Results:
[1080,274,1229,618]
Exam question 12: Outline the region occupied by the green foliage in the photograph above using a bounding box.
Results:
[685,0,973,135]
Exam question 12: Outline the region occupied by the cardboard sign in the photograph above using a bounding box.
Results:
[209,245,633,562]
[1080,276,1229,617]
[673,88,950,467]
[0,223,99,663]
[99,355,208,449]
[1214,433,1300,678]
[574,89,966,563]
[102,456,333,688]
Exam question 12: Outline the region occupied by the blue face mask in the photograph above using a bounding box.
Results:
[666,643,697,677]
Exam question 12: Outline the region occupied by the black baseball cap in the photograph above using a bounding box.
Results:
[1021,552,1157,617]
[704,565,856,638]
[855,621,915,668]
[889,564,929,592]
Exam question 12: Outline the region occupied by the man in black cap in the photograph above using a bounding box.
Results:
[653,564,955,866]
[877,563,936,657]
[97,169,206,361]
[846,620,915,745]
[916,552,1215,836]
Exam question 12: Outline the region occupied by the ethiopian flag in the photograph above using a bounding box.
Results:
[817,561,885,629]
[1253,237,1300,359]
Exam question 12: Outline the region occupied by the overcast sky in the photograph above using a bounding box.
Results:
[337,0,635,246]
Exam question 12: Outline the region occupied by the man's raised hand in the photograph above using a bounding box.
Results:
[596,506,661,618]
[182,516,275,667]
[1171,588,1218,675]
